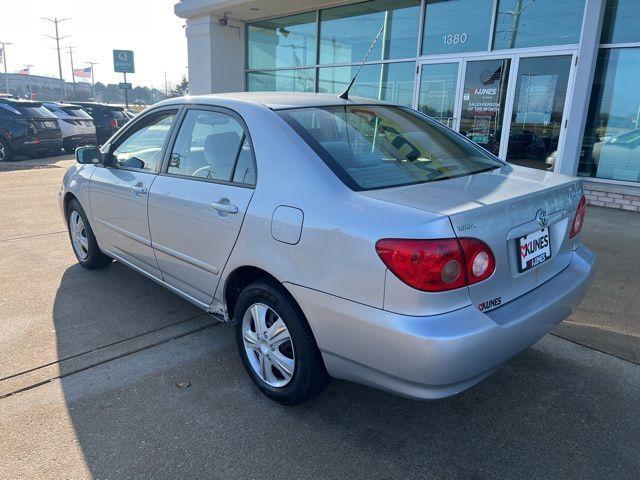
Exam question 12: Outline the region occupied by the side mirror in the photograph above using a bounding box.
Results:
[76,146,102,165]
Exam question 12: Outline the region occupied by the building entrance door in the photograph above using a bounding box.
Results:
[415,50,577,169]
[504,54,574,170]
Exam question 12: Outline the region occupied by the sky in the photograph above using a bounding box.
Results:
[0,0,188,90]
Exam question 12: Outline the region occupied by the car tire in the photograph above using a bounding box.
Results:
[234,280,329,405]
[66,198,112,269]
[0,138,13,162]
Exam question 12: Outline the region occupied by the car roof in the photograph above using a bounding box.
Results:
[0,98,43,107]
[71,101,124,110]
[154,92,390,111]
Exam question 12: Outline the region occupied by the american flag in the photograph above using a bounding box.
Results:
[17,67,28,75]
[73,66,92,78]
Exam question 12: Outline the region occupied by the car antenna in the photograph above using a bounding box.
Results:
[339,24,385,100]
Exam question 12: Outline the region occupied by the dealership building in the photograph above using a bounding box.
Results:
[175,0,640,210]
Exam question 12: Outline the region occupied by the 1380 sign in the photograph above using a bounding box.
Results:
[442,32,468,45]
[113,50,135,73]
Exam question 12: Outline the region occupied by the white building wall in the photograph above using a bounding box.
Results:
[185,15,245,95]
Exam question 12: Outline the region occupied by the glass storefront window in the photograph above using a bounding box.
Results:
[601,0,640,44]
[493,0,585,50]
[318,64,382,99]
[319,0,420,65]
[422,0,494,55]
[247,12,317,69]
[317,62,414,106]
[247,69,315,92]
[579,48,640,183]
[417,63,459,127]
[459,59,510,157]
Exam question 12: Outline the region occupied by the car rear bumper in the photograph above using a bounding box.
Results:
[14,136,63,153]
[286,245,595,400]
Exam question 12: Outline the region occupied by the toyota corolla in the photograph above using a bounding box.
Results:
[59,93,595,404]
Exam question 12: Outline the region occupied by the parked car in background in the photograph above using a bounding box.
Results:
[0,98,62,162]
[43,102,97,152]
[60,93,594,404]
[70,102,129,145]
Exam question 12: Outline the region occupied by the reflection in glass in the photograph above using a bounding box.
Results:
[417,63,459,127]
[459,59,510,156]
[493,0,585,49]
[319,0,420,65]
[601,0,640,44]
[422,0,494,55]
[506,55,572,170]
[247,69,315,92]
[318,64,382,99]
[318,62,415,106]
[579,48,640,183]
[248,13,317,69]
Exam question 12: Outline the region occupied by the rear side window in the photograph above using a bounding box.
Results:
[0,103,21,115]
[167,109,255,185]
[110,111,176,172]
[279,105,503,191]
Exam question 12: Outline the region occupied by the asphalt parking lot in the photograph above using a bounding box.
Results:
[1,155,639,479]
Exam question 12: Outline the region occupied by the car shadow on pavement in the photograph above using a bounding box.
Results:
[51,261,640,479]
[0,152,70,172]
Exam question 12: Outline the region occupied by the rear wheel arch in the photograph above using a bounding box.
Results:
[224,266,285,322]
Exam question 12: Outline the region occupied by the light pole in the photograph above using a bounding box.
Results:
[24,64,34,99]
[66,46,76,100]
[42,17,70,101]
[0,41,13,94]
[86,61,98,99]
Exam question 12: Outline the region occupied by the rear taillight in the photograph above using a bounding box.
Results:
[110,118,118,128]
[375,238,495,292]
[570,195,586,239]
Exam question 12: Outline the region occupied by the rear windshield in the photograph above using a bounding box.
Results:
[278,105,503,191]
[60,106,92,119]
[16,104,57,118]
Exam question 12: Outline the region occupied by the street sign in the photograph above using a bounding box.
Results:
[113,50,135,73]
[118,82,132,90]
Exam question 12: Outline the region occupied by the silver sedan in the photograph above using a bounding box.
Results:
[59,93,595,404]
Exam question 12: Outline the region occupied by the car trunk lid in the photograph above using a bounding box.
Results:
[362,164,584,311]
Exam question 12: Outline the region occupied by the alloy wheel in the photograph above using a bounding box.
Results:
[242,303,295,388]
[69,210,89,260]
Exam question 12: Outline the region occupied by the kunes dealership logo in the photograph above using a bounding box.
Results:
[478,297,502,312]
[473,88,497,95]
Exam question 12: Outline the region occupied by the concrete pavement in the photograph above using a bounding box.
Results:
[1,155,639,479]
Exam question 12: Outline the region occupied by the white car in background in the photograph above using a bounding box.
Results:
[43,102,98,152]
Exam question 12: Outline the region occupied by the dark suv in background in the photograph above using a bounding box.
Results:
[70,102,128,145]
[0,98,63,162]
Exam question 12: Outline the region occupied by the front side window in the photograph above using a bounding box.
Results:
[167,109,255,185]
[110,111,176,172]
[279,105,502,190]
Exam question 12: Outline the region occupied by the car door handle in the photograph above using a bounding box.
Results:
[131,185,148,196]
[211,200,238,215]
